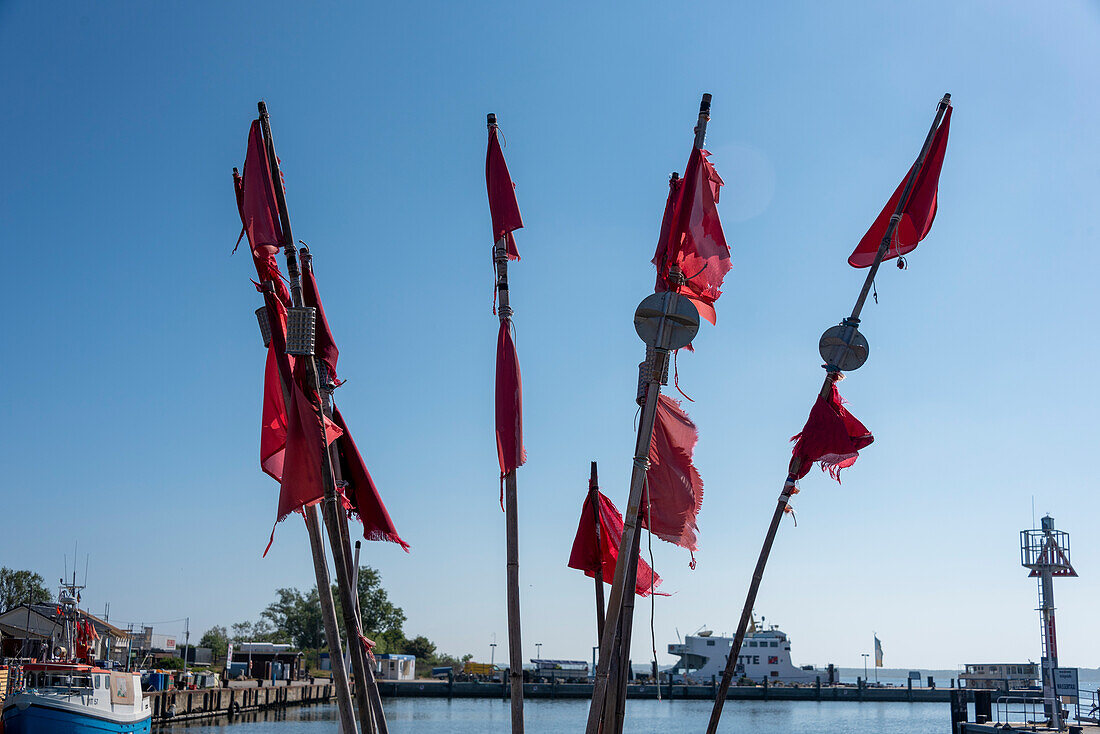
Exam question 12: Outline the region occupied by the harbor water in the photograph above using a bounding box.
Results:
[157,698,951,733]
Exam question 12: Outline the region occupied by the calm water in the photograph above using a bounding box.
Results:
[158,698,951,733]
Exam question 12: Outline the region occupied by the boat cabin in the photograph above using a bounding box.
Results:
[959,663,1039,690]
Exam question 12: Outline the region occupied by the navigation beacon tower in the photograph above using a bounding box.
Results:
[1020,514,1077,728]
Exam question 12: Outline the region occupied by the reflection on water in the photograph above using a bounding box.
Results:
[158,698,950,733]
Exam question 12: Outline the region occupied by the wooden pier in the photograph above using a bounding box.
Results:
[145,680,333,723]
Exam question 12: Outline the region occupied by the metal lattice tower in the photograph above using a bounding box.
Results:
[1020,515,1077,729]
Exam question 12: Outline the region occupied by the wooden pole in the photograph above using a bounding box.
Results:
[585,93,712,734]
[588,462,606,643]
[490,110,526,734]
[703,94,951,734]
[301,248,391,734]
[257,101,375,734]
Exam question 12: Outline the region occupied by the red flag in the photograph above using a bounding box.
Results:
[653,148,731,325]
[485,125,523,259]
[301,261,339,383]
[644,395,704,551]
[495,321,525,476]
[235,121,290,304]
[330,406,409,551]
[849,106,952,268]
[790,382,874,481]
[568,490,662,597]
[261,291,343,556]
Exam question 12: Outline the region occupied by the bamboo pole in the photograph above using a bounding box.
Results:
[588,462,606,643]
[257,101,375,734]
[300,247,391,734]
[489,112,526,734]
[703,93,950,734]
[585,93,712,734]
[239,236,357,734]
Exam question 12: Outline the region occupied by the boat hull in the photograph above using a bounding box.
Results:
[2,700,150,734]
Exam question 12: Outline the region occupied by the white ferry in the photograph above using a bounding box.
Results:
[668,619,834,685]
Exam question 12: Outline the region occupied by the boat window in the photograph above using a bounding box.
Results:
[706,640,715,647]
[94,674,101,689]
[748,642,756,647]
[770,642,778,648]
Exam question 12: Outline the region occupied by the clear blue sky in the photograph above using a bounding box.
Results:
[1,1,1098,671]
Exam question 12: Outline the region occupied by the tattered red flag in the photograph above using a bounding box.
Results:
[301,260,339,383]
[330,406,409,552]
[485,124,524,260]
[790,382,874,481]
[495,321,525,476]
[568,490,663,597]
[849,106,952,268]
[644,395,704,551]
[235,120,290,304]
[260,290,343,556]
[653,148,731,325]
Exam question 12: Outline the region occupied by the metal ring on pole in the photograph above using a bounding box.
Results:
[818,323,869,372]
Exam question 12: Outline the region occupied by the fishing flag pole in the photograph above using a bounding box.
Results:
[589,462,606,643]
[235,124,359,733]
[586,94,713,734]
[486,112,527,734]
[704,93,952,734]
[256,101,379,734]
[300,247,391,734]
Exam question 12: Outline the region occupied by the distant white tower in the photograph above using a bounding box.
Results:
[1020,515,1077,729]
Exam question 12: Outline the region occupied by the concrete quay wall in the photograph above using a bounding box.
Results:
[375,679,987,703]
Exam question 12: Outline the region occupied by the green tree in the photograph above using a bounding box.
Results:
[401,635,436,660]
[229,619,280,643]
[0,568,51,612]
[199,626,229,658]
[262,587,323,650]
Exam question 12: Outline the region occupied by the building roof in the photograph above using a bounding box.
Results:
[0,604,130,640]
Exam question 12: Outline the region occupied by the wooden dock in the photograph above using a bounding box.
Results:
[145,680,334,723]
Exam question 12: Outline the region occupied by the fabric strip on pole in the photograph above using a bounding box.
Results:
[789,382,874,481]
[652,147,731,325]
[495,321,526,476]
[260,290,343,556]
[330,405,410,552]
[568,490,663,597]
[485,125,524,260]
[234,121,290,305]
[848,106,952,268]
[301,262,339,382]
[643,394,703,551]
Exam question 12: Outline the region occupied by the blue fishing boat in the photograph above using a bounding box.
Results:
[1,588,151,733]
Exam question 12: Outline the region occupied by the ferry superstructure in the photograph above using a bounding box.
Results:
[668,622,833,685]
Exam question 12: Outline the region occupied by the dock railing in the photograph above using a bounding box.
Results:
[995,689,1100,729]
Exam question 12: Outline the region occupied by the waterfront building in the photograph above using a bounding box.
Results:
[0,603,129,663]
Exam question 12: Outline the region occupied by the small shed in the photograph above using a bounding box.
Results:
[376,654,416,681]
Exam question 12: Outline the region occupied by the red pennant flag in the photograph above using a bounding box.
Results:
[568,490,663,597]
[790,382,874,481]
[495,321,525,476]
[849,106,952,268]
[235,121,290,304]
[301,262,339,382]
[653,148,731,324]
[644,395,704,551]
[260,291,343,556]
[485,124,523,260]
[330,406,409,551]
